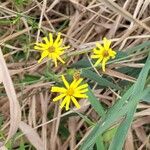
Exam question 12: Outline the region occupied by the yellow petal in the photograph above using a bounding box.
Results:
[54,49,63,55]
[54,32,61,46]
[43,37,49,45]
[65,96,71,110]
[60,96,70,109]
[96,42,104,50]
[91,55,100,59]
[72,78,83,89]
[35,43,47,47]
[53,94,66,101]
[49,33,53,46]
[70,79,77,88]
[51,87,67,93]
[103,37,111,50]
[94,58,103,67]
[111,55,116,59]
[73,93,88,98]
[75,88,88,94]
[71,96,80,109]
[49,52,57,60]
[34,42,49,50]
[48,53,52,59]
[102,58,108,72]
[34,46,45,51]
[109,49,116,58]
[62,75,70,89]
[57,39,63,47]
[59,46,70,50]
[60,96,68,109]
[57,56,65,64]
[93,49,101,55]
[76,84,88,91]
[54,58,58,67]
[38,51,48,63]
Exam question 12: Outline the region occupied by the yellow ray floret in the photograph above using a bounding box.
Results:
[91,37,116,72]
[51,75,88,111]
[34,32,70,67]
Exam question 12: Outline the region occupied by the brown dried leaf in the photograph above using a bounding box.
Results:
[104,68,136,83]
[19,121,44,150]
[0,48,21,142]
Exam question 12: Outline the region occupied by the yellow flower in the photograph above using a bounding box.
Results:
[51,75,88,111]
[91,37,116,72]
[34,32,70,67]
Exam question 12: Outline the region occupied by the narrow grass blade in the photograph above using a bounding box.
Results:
[87,87,105,118]
[82,69,121,90]
[75,111,95,126]
[108,104,137,150]
[142,91,150,102]
[96,135,105,150]
[126,41,150,54]
[80,54,150,150]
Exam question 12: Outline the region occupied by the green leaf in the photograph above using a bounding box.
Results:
[19,137,25,150]
[0,115,3,127]
[103,126,118,143]
[81,69,121,90]
[126,41,150,54]
[141,90,150,102]
[108,105,136,150]
[75,111,95,126]
[59,124,70,141]
[96,135,105,150]
[115,51,127,59]
[20,74,40,84]
[71,58,92,68]
[80,54,150,150]
[108,87,150,150]
[87,88,105,117]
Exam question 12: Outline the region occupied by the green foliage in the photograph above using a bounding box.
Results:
[96,135,105,150]
[20,74,41,84]
[80,53,150,150]
[14,0,28,6]
[81,69,121,90]
[87,88,105,117]
[126,41,150,54]
[58,120,70,141]
[19,138,26,150]
[75,111,95,126]
[103,126,118,143]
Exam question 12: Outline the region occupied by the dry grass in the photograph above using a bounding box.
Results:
[0,0,150,150]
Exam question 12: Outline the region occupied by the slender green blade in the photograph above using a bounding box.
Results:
[109,87,150,150]
[82,69,121,90]
[108,104,136,150]
[75,111,95,126]
[96,135,105,150]
[126,41,150,54]
[142,91,150,102]
[80,54,150,150]
[87,88,105,117]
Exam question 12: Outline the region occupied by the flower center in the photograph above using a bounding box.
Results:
[67,88,74,96]
[48,46,55,53]
[103,50,109,57]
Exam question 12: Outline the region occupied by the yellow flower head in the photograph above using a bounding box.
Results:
[51,75,88,111]
[34,32,70,67]
[91,37,116,71]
